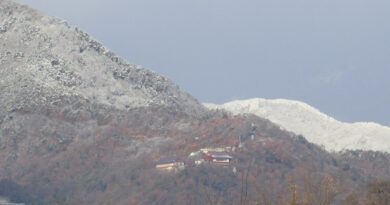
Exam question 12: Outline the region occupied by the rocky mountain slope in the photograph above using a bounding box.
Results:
[2,1,390,204]
[0,0,204,117]
[205,98,390,152]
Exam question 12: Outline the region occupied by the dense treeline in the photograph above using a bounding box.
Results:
[2,106,390,204]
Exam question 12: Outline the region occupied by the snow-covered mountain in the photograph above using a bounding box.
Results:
[0,0,204,117]
[204,98,390,152]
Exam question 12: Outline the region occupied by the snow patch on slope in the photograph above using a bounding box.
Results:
[204,98,390,152]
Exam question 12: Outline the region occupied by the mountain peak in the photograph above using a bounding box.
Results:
[0,0,204,116]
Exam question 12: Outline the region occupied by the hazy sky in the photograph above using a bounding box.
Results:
[15,0,390,126]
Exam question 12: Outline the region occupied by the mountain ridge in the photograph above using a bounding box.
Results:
[0,0,205,117]
[204,98,390,152]
[3,1,390,204]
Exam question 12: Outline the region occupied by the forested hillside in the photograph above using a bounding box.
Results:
[1,1,390,204]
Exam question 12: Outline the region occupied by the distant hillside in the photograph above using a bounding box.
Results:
[205,98,390,152]
[2,1,390,204]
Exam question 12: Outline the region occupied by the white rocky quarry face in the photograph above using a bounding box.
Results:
[0,0,203,115]
[205,98,390,153]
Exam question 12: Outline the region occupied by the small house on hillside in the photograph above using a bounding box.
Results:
[204,151,233,166]
[155,158,184,171]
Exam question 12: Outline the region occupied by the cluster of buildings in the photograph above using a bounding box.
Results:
[155,124,256,172]
[155,148,234,172]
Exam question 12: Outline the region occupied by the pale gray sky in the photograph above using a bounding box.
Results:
[15,0,390,126]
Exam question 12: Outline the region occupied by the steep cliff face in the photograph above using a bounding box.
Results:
[0,0,204,117]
